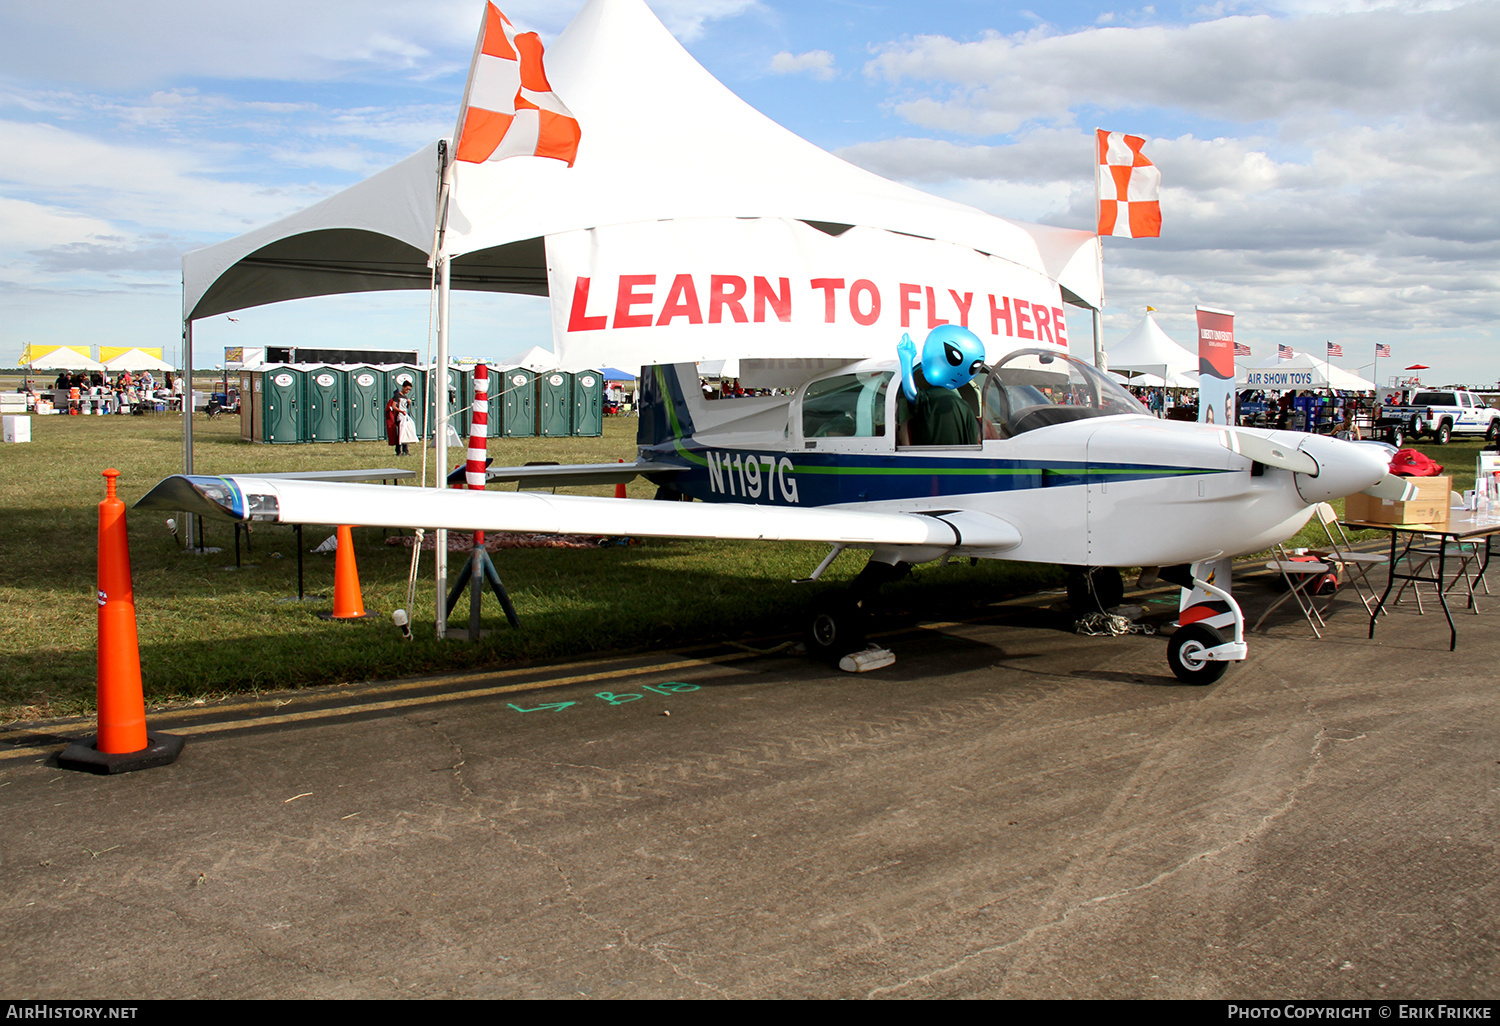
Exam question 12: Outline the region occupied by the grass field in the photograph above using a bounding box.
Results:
[0,398,1477,722]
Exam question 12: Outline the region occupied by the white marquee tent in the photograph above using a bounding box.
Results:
[1105,311,1199,388]
[22,345,105,372]
[1240,350,1377,391]
[499,346,562,373]
[103,348,174,373]
[181,0,1102,342]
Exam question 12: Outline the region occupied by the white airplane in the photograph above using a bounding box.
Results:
[139,345,1401,683]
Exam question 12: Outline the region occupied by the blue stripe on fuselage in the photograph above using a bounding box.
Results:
[637,439,1223,507]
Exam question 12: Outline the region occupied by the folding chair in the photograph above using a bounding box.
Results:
[1394,540,1487,613]
[1254,545,1332,638]
[1312,502,1388,614]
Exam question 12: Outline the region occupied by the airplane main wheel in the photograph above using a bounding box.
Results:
[1167,624,1229,686]
[806,596,866,664]
[1066,566,1125,614]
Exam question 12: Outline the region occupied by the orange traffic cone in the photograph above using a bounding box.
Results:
[321,525,376,621]
[615,458,628,499]
[60,469,184,774]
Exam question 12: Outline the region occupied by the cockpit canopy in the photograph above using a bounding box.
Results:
[794,348,1148,443]
[981,348,1148,438]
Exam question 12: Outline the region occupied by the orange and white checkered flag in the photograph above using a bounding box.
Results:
[453,3,580,166]
[1096,129,1160,238]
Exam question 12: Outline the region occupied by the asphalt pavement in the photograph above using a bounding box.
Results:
[1,577,1496,999]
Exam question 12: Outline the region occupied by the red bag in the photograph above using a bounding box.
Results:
[1390,448,1444,477]
[1274,555,1340,595]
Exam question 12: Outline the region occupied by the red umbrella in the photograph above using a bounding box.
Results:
[1405,364,1430,370]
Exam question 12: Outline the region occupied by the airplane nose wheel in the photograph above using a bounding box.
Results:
[1065,565,1125,614]
[806,596,867,664]
[1167,623,1229,685]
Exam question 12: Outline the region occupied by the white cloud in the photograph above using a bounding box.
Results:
[0,196,114,258]
[0,1,760,88]
[0,120,330,234]
[846,4,1500,378]
[865,3,1499,134]
[650,0,764,42]
[838,117,1500,348]
[770,49,837,80]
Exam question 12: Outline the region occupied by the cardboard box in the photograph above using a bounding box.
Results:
[1345,475,1450,526]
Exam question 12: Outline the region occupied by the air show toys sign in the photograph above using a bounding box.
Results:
[546,218,1069,368]
[1242,369,1323,389]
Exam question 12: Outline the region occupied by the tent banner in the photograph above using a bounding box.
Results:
[546,218,1067,370]
[1195,306,1235,425]
[99,346,162,363]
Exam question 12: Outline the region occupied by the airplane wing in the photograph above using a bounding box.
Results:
[136,475,1022,551]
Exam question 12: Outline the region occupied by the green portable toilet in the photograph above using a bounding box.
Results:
[304,365,346,443]
[571,369,603,437]
[496,367,535,437]
[345,366,385,441]
[385,366,426,438]
[260,366,304,444]
[538,370,573,437]
[426,364,468,440]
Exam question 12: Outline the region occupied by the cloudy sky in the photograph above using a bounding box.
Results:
[3,0,1495,385]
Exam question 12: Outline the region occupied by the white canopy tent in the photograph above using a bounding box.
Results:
[1240,350,1377,391]
[181,0,1101,331]
[103,348,174,373]
[1108,369,1198,389]
[176,0,1106,633]
[1105,311,1199,388]
[499,346,563,373]
[24,345,105,372]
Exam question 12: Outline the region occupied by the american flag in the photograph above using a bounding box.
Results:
[1375,343,1392,358]
[1327,341,1344,358]
[1277,344,1295,361]
[1234,342,1251,357]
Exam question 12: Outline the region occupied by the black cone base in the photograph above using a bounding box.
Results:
[58,732,185,775]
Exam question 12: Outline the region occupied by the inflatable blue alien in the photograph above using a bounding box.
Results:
[897,324,987,401]
[897,325,987,447]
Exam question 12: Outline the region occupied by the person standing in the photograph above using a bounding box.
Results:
[386,381,416,456]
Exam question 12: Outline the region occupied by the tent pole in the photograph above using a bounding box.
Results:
[434,255,450,639]
[1092,307,1104,370]
[182,317,194,549]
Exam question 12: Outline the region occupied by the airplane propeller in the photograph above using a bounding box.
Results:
[1221,428,1394,504]
[1220,429,1318,476]
[1360,474,1419,502]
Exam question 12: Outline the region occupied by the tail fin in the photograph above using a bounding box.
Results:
[637,363,698,450]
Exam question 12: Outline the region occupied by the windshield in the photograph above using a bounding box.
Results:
[982,349,1149,438]
[802,371,890,437]
[1412,392,1456,406]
